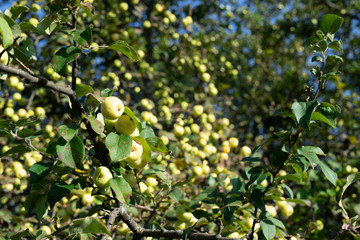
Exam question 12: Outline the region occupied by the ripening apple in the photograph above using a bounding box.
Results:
[16,82,25,91]
[29,18,39,27]
[240,145,252,157]
[35,106,46,117]
[174,124,185,137]
[115,115,136,135]
[4,107,15,117]
[229,137,239,148]
[93,166,113,189]
[143,20,152,28]
[176,206,194,221]
[124,72,132,80]
[145,177,158,187]
[281,204,294,217]
[128,155,147,170]
[101,96,125,120]
[123,171,137,186]
[192,105,204,117]
[126,140,143,162]
[193,166,203,176]
[81,193,94,206]
[119,2,129,11]
[8,76,19,88]
[201,72,211,82]
[0,45,9,65]
[40,225,52,235]
[265,205,277,217]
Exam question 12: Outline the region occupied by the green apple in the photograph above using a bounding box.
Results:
[193,166,203,176]
[174,124,185,137]
[229,137,239,148]
[209,87,218,96]
[115,115,136,135]
[4,107,15,117]
[281,204,294,217]
[240,145,251,157]
[35,106,46,117]
[31,3,41,11]
[155,3,164,13]
[145,177,158,187]
[182,16,193,26]
[15,82,25,91]
[17,108,27,118]
[176,206,194,221]
[101,96,125,120]
[143,20,152,28]
[201,72,211,82]
[81,193,94,206]
[93,166,113,188]
[0,45,9,65]
[29,18,39,27]
[40,225,52,235]
[128,155,147,170]
[126,140,143,162]
[265,205,277,217]
[192,105,204,117]
[8,76,19,88]
[13,92,22,101]
[119,2,129,11]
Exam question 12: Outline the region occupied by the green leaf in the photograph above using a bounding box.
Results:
[15,117,42,127]
[83,114,104,135]
[76,84,95,98]
[0,14,14,48]
[107,40,139,61]
[328,40,343,52]
[311,56,322,62]
[321,71,341,80]
[51,46,82,76]
[0,119,15,130]
[311,40,327,52]
[17,128,36,138]
[132,136,152,163]
[124,107,142,131]
[1,13,21,39]
[4,5,29,19]
[105,132,132,162]
[80,2,95,15]
[19,22,38,32]
[339,173,360,219]
[297,146,324,167]
[1,144,31,156]
[260,219,276,240]
[13,36,37,64]
[318,161,337,186]
[251,186,265,211]
[29,161,54,183]
[35,194,48,220]
[291,100,319,129]
[109,177,132,203]
[304,34,321,46]
[268,218,286,229]
[70,217,110,236]
[320,14,343,34]
[280,183,293,199]
[326,55,343,65]
[168,186,184,202]
[311,112,336,128]
[146,137,169,154]
[317,102,341,119]
[80,25,93,46]
[37,14,61,35]
[58,125,77,141]
[140,122,156,138]
[10,230,32,240]
[48,181,74,208]
[56,136,84,168]
[0,129,11,137]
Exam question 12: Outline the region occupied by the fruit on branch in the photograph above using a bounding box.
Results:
[101,96,125,120]
[240,145,252,157]
[176,206,194,221]
[81,193,94,206]
[40,225,52,235]
[0,45,9,65]
[93,166,113,189]
[265,205,277,217]
[281,204,294,217]
[115,115,136,135]
[229,137,239,148]
[201,72,211,82]
[192,105,204,117]
[127,154,147,170]
[35,107,46,117]
[126,140,143,162]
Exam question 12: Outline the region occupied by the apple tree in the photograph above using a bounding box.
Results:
[0,1,359,240]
